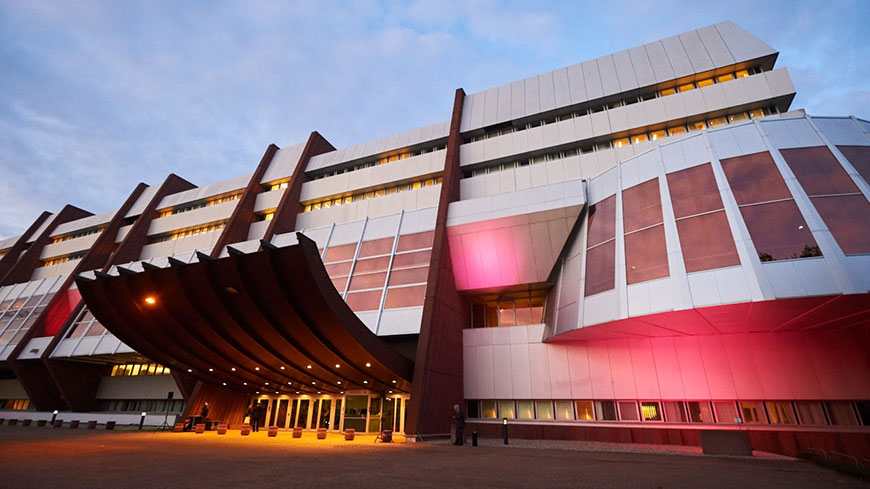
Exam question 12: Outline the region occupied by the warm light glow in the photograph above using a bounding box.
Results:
[335,364,340,368]
[365,362,371,367]
[255,367,259,371]
[337,381,342,384]
[243,382,247,385]
[288,381,292,385]
[280,366,285,370]
[231,367,235,371]
[264,382,269,385]
[187,369,192,373]
[306,365,312,369]
[363,380,368,384]
[311,382,316,385]
[222,382,226,386]
[208,368,213,372]
[391,380,396,383]
[144,297,156,305]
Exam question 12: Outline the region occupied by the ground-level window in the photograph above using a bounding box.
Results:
[740,401,767,424]
[618,401,639,421]
[766,401,796,424]
[596,400,618,421]
[641,401,662,421]
[575,401,595,420]
[713,401,739,424]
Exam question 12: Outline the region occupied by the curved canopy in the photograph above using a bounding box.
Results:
[75,234,413,396]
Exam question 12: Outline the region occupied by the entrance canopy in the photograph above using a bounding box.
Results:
[75,234,413,396]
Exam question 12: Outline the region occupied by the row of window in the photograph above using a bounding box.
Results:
[49,226,105,244]
[40,251,85,268]
[469,399,870,427]
[467,67,761,143]
[98,399,185,414]
[110,363,171,377]
[151,221,226,243]
[464,108,777,179]
[156,192,242,218]
[307,143,447,181]
[1,399,30,410]
[301,177,442,213]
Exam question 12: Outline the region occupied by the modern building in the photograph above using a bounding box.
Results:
[1,21,868,456]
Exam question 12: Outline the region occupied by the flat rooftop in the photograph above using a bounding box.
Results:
[0,426,865,488]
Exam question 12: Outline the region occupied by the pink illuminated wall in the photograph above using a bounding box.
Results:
[464,324,870,401]
[447,207,580,291]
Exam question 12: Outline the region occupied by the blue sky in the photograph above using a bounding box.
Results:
[1,0,868,239]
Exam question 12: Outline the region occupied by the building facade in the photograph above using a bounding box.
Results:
[1,21,869,456]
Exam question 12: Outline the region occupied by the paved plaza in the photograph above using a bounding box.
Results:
[0,425,866,488]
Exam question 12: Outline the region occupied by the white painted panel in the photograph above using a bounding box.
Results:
[524,76,541,117]
[715,21,777,63]
[813,117,870,146]
[497,84,512,123]
[697,25,735,68]
[679,30,714,73]
[628,45,656,88]
[644,41,675,84]
[763,261,807,298]
[483,87,499,127]
[538,72,556,113]
[581,60,604,101]
[566,63,587,104]
[510,80,525,120]
[597,55,620,97]
[794,259,840,296]
[612,50,638,93]
[552,67,571,109]
[688,270,721,306]
[661,35,695,80]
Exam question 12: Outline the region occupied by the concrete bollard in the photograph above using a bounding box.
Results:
[105,421,116,430]
[173,423,185,432]
[344,428,355,441]
[268,426,278,437]
[195,424,205,434]
[217,424,228,435]
[69,420,80,429]
[240,424,251,436]
[316,428,327,439]
[87,421,97,429]
[292,427,303,438]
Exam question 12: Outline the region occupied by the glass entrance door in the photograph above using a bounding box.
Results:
[343,395,368,432]
[296,399,311,429]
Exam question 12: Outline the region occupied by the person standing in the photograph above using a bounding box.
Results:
[453,404,465,446]
[252,403,263,432]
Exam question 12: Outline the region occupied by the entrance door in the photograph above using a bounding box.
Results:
[343,395,367,432]
[296,399,311,429]
[275,399,289,429]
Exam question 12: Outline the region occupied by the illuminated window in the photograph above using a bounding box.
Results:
[498,400,516,419]
[749,109,766,119]
[613,137,630,148]
[728,112,749,123]
[687,401,714,423]
[678,83,695,92]
[575,401,594,420]
[735,69,750,78]
[516,400,534,419]
[717,73,735,83]
[659,87,676,97]
[650,130,667,141]
[667,125,687,136]
[555,401,574,421]
[641,401,662,421]
[696,78,714,88]
[535,401,554,420]
[707,117,727,127]
[262,212,274,221]
[740,401,767,423]
[689,121,707,131]
[632,134,648,144]
[766,401,796,424]
[481,401,497,419]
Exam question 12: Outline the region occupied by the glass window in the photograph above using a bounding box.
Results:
[466,400,480,418]
[555,401,574,421]
[721,152,792,204]
[697,78,714,88]
[740,401,767,423]
[667,163,723,218]
[736,69,750,78]
[498,400,516,419]
[675,212,740,272]
[481,401,497,419]
[535,401,554,420]
[660,87,676,97]
[650,130,667,141]
[713,401,739,423]
[795,401,827,425]
[687,402,714,423]
[826,401,858,425]
[766,401,796,424]
[837,145,870,184]
[632,134,648,144]
[739,201,820,261]
[624,225,669,284]
[575,401,595,420]
[667,125,687,135]
[516,401,534,419]
[595,401,618,421]
[717,73,735,83]
[707,117,727,127]
[613,137,630,148]
[809,195,870,254]
[618,401,639,421]
[678,83,695,92]
[855,402,870,425]
[781,146,859,195]
[663,401,687,422]
[623,179,664,232]
[749,109,766,119]
[641,401,662,421]
[689,121,707,131]
[728,112,749,123]
[585,241,615,295]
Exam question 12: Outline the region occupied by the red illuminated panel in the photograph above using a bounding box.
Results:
[624,225,669,284]
[387,266,430,286]
[666,163,723,218]
[345,290,382,311]
[392,250,432,269]
[676,212,741,272]
[781,146,859,196]
[352,256,391,274]
[396,231,435,252]
[586,196,616,247]
[720,152,792,205]
[358,237,395,258]
[44,288,81,336]
[622,179,663,233]
[811,195,870,254]
[739,201,820,261]
[837,145,870,184]
[324,243,357,263]
[348,271,388,291]
[585,241,615,296]
[384,285,426,309]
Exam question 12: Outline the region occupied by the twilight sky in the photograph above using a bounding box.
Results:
[1,0,868,239]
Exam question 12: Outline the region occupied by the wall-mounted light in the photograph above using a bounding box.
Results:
[144,297,156,305]
[280,366,285,370]
[231,367,236,372]
[335,364,340,368]
[365,362,371,367]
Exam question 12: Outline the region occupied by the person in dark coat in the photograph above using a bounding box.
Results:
[453,404,465,446]
[200,402,210,419]
[252,403,264,432]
